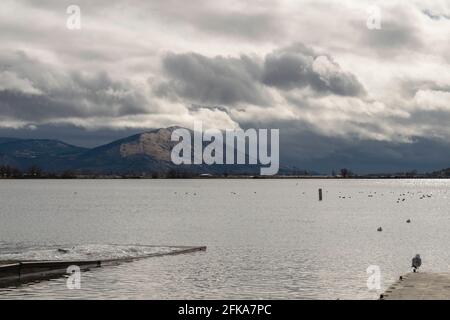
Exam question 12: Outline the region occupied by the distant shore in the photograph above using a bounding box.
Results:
[1,164,449,179]
[1,175,450,180]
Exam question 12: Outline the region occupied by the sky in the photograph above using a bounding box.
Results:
[1,0,450,173]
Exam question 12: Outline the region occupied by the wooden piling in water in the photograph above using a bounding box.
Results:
[319,188,323,201]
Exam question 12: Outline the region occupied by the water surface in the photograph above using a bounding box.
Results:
[0,179,449,299]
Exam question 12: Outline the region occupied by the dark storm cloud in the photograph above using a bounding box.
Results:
[0,91,78,121]
[0,52,153,122]
[261,45,366,96]
[399,108,450,139]
[237,116,450,174]
[261,46,318,90]
[157,44,366,108]
[0,124,145,148]
[156,52,270,106]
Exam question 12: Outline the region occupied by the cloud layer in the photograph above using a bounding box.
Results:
[1,0,450,171]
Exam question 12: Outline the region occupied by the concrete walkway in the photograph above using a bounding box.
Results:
[381,272,450,300]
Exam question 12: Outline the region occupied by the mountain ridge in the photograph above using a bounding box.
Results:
[1,128,448,176]
[0,127,265,175]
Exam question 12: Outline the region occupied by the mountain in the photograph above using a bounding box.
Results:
[74,127,181,174]
[0,137,21,144]
[0,127,264,175]
[74,127,263,175]
[0,138,87,171]
[0,127,448,176]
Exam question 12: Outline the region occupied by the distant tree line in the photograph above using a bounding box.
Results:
[1,164,450,179]
[332,168,450,178]
[0,165,22,178]
[0,165,77,179]
[0,165,199,179]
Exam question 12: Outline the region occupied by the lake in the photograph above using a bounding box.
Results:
[0,179,449,299]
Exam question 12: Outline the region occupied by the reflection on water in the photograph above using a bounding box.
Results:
[0,179,449,299]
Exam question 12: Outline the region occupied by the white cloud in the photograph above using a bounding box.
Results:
[414,89,450,111]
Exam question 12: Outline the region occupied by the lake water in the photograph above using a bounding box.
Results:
[0,179,449,300]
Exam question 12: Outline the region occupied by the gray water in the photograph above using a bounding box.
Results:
[0,179,449,300]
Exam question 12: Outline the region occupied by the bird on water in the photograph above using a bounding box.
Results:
[412,254,422,272]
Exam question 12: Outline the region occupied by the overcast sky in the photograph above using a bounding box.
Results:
[1,0,450,172]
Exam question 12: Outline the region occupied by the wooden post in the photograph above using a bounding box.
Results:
[319,188,323,201]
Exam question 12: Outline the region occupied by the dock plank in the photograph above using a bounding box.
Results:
[382,273,450,300]
[0,245,206,287]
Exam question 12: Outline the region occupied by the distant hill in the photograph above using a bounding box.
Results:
[74,127,182,174]
[74,127,268,175]
[0,128,448,177]
[0,137,21,145]
[0,127,266,175]
[0,139,87,171]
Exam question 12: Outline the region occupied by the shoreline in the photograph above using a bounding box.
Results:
[1,176,450,180]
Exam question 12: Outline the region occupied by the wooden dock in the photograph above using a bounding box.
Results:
[0,245,206,287]
[381,272,450,300]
